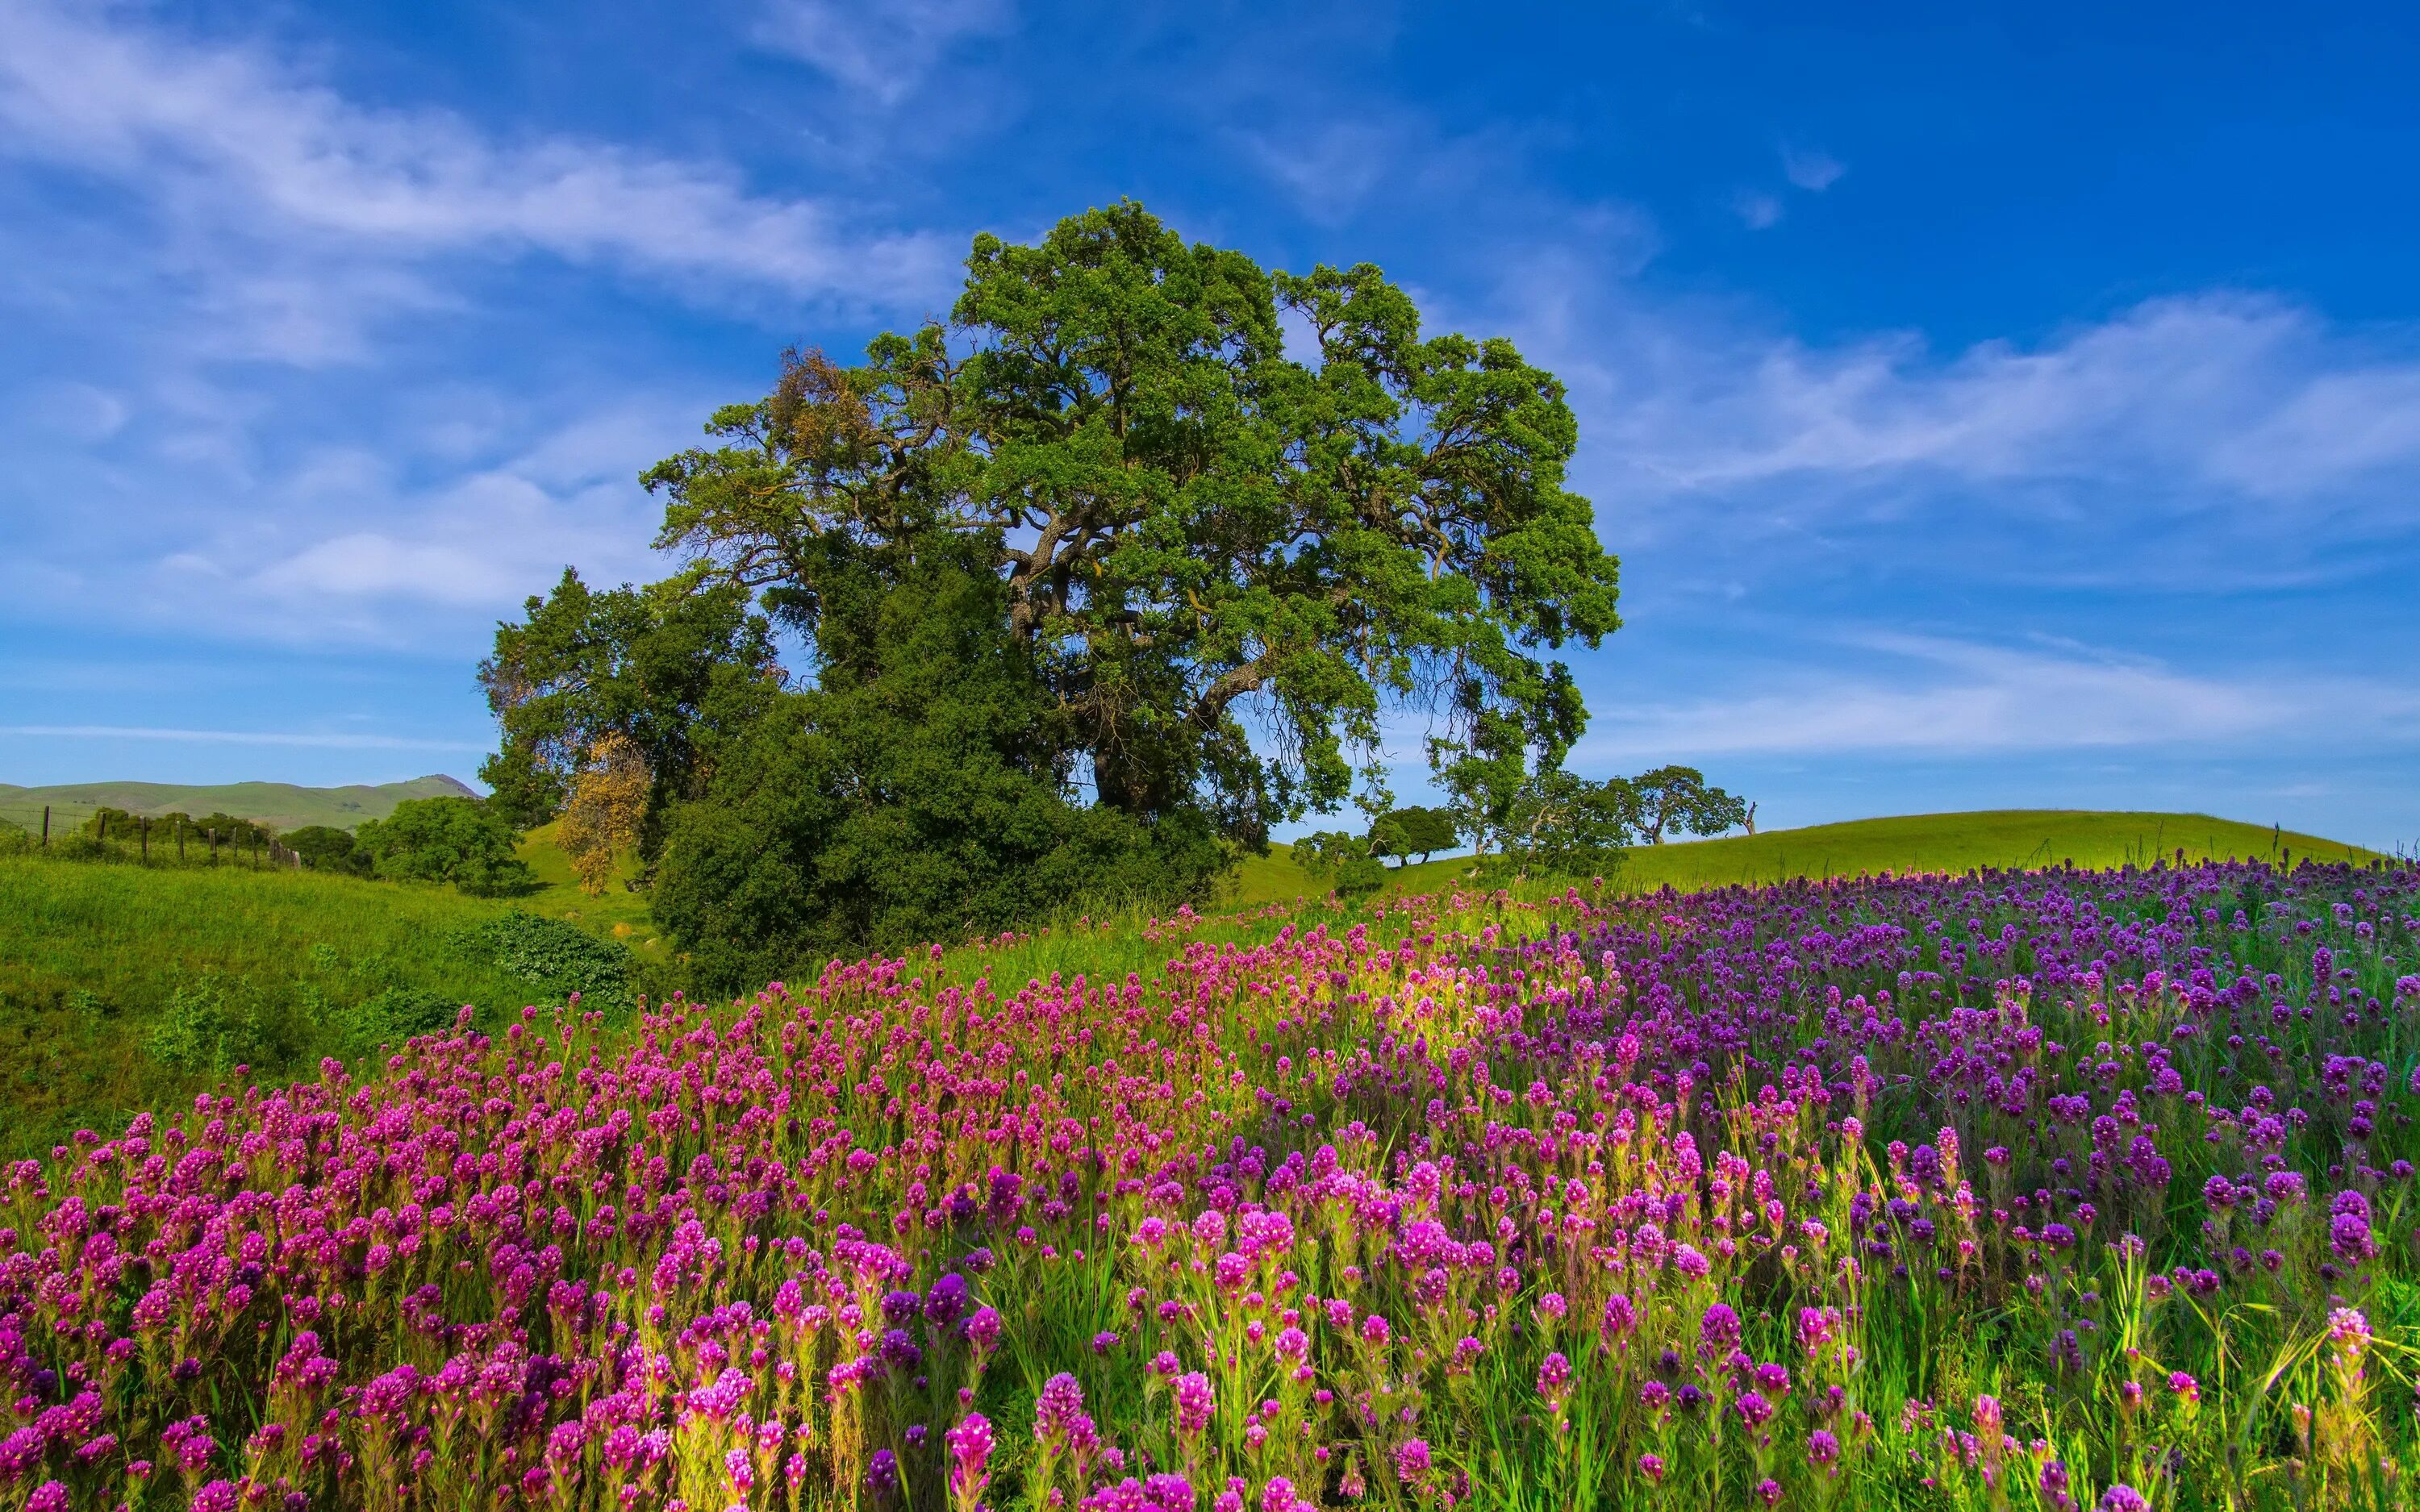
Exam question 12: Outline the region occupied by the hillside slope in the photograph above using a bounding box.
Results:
[0,775,475,833]
[1228,808,2385,903]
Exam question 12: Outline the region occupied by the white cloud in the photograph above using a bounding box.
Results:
[1492,283,2420,539]
[1780,144,1846,192]
[1243,122,1402,224]
[1733,190,1784,230]
[1579,635,2420,761]
[0,1,955,319]
[26,381,127,442]
[753,0,1011,105]
[15,389,699,649]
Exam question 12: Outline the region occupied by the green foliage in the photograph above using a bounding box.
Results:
[1629,762,1749,843]
[190,811,274,848]
[284,824,371,874]
[356,796,534,895]
[652,548,1224,989]
[1368,804,1458,864]
[479,569,778,835]
[453,910,636,1009]
[1508,768,1642,880]
[147,974,277,1074]
[1294,829,1388,898]
[638,200,1619,854]
[79,806,138,840]
[334,986,461,1053]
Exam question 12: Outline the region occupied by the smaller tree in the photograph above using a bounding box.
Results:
[556,734,650,897]
[1368,806,1458,867]
[192,812,272,848]
[1503,770,1640,881]
[1295,830,1387,899]
[80,806,139,842]
[356,797,533,896]
[285,825,370,875]
[1629,765,1750,843]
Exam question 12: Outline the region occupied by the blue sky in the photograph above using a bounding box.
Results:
[4,0,2418,848]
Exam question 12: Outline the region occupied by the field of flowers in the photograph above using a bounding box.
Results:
[5,859,2418,1510]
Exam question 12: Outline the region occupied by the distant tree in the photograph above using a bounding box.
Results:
[355,797,533,896]
[1294,830,1387,898]
[1630,764,1749,843]
[284,825,370,875]
[1368,806,1458,866]
[81,806,139,841]
[1502,768,1641,881]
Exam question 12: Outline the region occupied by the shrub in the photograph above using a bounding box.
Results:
[334,985,462,1055]
[147,974,273,1073]
[453,911,634,1009]
[285,824,371,875]
[356,796,533,895]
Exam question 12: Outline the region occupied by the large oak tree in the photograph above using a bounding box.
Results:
[640,201,1619,844]
[486,202,1621,967]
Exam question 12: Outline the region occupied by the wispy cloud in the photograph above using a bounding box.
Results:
[1780,144,1846,192]
[1579,635,2420,761]
[1491,281,2420,544]
[1241,121,1403,225]
[753,0,1012,105]
[0,0,956,327]
[2,726,484,752]
[1733,189,1784,229]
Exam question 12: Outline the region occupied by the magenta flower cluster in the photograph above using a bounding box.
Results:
[0,859,2412,1508]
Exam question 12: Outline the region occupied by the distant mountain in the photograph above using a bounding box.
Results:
[0,775,478,834]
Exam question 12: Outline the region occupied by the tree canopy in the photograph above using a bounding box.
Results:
[1368,805,1458,866]
[355,798,532,896]
[1630,764,1750,843]
[484,202,1625,965]
[638,201,1618,844]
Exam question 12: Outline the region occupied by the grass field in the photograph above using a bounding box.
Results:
[1226,807,2385,903]
[0,773,475,833]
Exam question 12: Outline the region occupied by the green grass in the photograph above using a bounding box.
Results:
[514,818,667,954]
[0,774,476,834]
[0,857,503,1150]
[1226,807,2385,903]
[0,847,665,1158]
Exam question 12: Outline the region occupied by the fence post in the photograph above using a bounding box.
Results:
[141,816,149,863]
[40,806,48,848]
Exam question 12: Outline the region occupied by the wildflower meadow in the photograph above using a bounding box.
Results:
[6,857,2418,1511]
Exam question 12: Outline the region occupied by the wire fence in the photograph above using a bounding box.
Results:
[23,805,309,868]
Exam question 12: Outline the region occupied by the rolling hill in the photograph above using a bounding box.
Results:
[0,775,476,834]
[1227,808,2389,904]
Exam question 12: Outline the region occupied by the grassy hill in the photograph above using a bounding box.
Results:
[0,774,476,834]
[0,854,653,1156]
[1228,808,2387,903]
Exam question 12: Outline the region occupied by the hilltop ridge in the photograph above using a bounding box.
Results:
[0,775,477,833]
